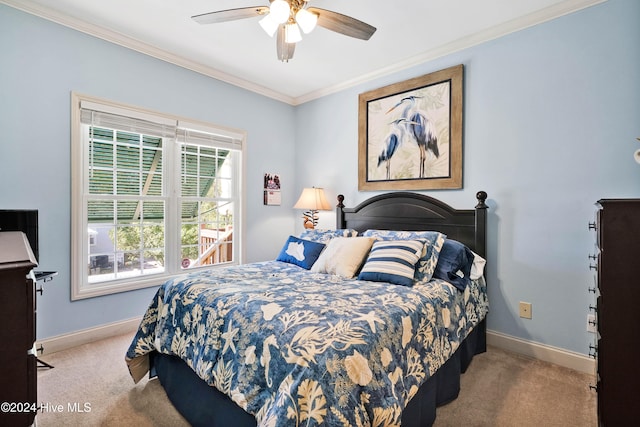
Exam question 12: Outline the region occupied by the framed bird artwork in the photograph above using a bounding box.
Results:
[358,64,463,191]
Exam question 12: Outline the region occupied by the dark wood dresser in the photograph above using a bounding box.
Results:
[591,199,640,426]
[0,231,38,426]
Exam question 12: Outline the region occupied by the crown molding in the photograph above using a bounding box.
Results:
[1,0,295,105]
[3,0,605,106]
[293,0,606,105]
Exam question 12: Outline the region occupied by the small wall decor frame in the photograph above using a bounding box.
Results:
[358,64,463,191]
[263,172,281,205]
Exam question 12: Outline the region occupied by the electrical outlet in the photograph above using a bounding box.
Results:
[519,302,532,319]
[587,314,597,333]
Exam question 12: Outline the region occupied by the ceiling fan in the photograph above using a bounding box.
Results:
[192,0,377,62]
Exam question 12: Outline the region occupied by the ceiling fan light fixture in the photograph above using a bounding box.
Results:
[269,0,291,24]
[295,8,318,34]
[259,14,279,37]
[192,1,377,62]
[284,23,302,44]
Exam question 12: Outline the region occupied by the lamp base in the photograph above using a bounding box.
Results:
[302,210,319,229]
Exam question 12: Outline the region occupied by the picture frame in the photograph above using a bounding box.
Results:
[358,64,463,191]
[263,172,281,205]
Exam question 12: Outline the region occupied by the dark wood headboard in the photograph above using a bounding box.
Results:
[336,191,488,258]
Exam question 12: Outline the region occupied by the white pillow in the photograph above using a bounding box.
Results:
[470,251,486,280]
[311,237,375,278]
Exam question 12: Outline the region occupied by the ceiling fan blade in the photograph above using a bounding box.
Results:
[192,6,269,25]
[308,8,376,40]
[276,25,296,62]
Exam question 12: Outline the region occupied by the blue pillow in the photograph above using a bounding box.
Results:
[432,239,474,291]
[358,240,425,286]
[276,236,326,270]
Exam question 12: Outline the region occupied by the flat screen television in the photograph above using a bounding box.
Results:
[0,209,39,262]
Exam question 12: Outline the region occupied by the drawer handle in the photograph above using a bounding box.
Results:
[588,222,597,231]
[589,264,598,271]
[27,343,37,356]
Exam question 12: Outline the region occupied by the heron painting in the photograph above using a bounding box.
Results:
[358,65,463,191]
[386,96,440,178]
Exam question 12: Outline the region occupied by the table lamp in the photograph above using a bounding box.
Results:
[293,187,330,229]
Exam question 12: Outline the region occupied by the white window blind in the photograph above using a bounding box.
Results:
[80,100,176,139]
[176,120,244,150]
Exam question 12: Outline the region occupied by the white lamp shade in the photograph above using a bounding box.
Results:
[269,0,290,24]
[295,8,318,34]
[293,188,331,211]
[259,14,279,37]
[284,23,302,44]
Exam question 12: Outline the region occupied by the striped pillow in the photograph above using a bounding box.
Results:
[358,240,425,286]
[362,230,446,284]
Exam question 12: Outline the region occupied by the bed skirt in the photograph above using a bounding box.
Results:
[150,318,486,427]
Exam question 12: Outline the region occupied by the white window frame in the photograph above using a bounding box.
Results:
[71,92,246,300]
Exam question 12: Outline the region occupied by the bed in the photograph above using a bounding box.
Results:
[126,191,489,426]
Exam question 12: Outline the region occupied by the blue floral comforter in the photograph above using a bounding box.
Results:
[126,261,488,426]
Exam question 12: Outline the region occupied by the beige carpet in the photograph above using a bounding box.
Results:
[36,333,596,426]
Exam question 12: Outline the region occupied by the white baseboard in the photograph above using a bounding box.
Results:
[487,329,596,375]
[37,316,142,355]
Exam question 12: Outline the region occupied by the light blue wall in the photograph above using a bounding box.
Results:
[295,0,640,354]
[1,0,638,355]
[0,5,297,339]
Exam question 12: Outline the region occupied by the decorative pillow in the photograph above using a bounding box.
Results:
[362,230,446,284]
[470,251,486,280]
[358,240,425,286]
[276,236,326,270]
[299,228,359,243]
[433,239,475,291]
[311,237,375,278]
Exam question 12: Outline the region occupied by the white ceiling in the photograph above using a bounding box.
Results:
[4,0,602,105]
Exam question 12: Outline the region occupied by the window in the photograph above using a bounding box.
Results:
[71,93,245,300]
